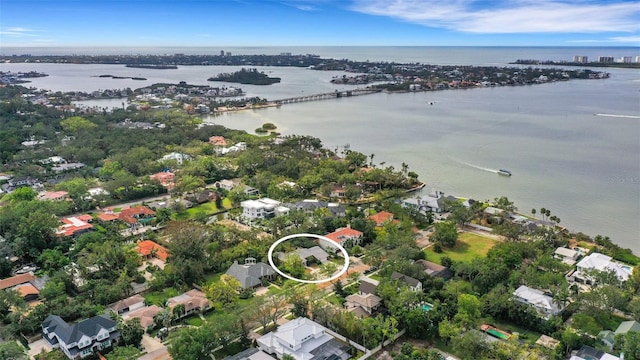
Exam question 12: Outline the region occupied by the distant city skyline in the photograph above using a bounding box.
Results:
[1,0,639,47]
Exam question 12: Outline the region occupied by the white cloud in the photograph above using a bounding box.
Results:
[0,27,39,37]
[350,0,640,34]
[609,35,640,43]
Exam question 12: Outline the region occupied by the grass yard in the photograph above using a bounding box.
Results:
[425,232,497,264]
[489,319,543,343]
[144,287,180,306]
[175,198,232,220]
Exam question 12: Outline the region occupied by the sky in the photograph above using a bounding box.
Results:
[1,0,639,47]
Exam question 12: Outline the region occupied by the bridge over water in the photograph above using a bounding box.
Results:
[274,88,382,105]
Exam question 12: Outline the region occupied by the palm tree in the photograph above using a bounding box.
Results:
[531,208,536,218]
[540,208,546,221]
[369,153,375,167]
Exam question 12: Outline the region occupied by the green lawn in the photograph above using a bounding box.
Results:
[144,287,180,306]
[488,319,543,343]
[175,198,232,220]
[425,232,497,264]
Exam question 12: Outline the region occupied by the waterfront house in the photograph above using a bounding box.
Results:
[570,252,633,285]
[42,314,120,360]
[554,247,582,265]
[512,285,563,319]
[257,317,350,360]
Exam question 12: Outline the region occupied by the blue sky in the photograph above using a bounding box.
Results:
[1,0,639,47]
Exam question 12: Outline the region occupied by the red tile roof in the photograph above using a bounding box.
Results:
[0,273,35,290]
[149,172,175,187]
[118,206,156,224]
[97,213,119,222]
[325,227,363,244]
[137,240,169,261]
[368,211,395,226]
[57,216,93,236]
[15,283,39,297]
[39,191,69,200]
[209,136,228,146]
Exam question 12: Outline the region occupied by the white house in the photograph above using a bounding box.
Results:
[513,285,563,319]
[257,317,350,360]
[42,314,120,359]
[554,247,581,265]
[570,252,633,285]
[241,198,290,220]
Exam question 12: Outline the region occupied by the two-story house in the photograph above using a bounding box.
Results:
[257,317,350,360]
[241,198,290,220]
[324,226,363,249]
[42,314,120,359]
[512,285,563,320]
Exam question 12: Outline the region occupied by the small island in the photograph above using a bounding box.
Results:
[208,68,281,85]
[255,122,278,134]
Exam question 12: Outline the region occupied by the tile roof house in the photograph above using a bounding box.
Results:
[122,304,162,330]
[324,226,363,248]
[415,260,453,280]
[42,314,120,359]
[149,171,175,188]
[57,215,94,237]
[209,136,228,146]
[136,240,170,262]
[39,191,70,201]
[345,293,382,316]
[0,272,48,302]
[226,258,276,289]
[368,211,397,227]
[108,294,146,315]
[257,317,350,360]
[512,285,563,319]
[118,206,156,227]
[167,289,211,319]
[571,252,633,285]
[391,271,422,292]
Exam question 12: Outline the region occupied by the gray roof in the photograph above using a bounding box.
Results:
[359,280,378,295]
[615,320,640,334]
[285,199,346,216]
[42,314,118,345]
[297,246,330,263]
[391,271,421,287]
[226,261,276,289]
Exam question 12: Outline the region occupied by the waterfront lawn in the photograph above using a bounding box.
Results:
[425,232,497,264]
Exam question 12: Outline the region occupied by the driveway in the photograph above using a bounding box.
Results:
[138,334,170,360]
[27,338,51,359]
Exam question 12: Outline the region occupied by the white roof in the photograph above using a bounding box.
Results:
[576,252,632,282]
[513,285,558,312]
[257,317,334,360]
[555,247,579,258]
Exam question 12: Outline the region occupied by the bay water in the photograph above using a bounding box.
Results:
[1,47,638,252]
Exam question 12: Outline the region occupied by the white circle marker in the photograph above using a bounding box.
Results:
[267,233,350,284]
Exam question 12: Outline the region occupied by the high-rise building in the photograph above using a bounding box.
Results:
[573,55,588,63]
[598,56,614,63]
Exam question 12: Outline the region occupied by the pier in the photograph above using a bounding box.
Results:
[274,88,381,105]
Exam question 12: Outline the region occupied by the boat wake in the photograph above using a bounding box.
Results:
[594,113,640,119]
[451,158,499,174]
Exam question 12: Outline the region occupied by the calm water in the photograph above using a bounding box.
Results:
[2,47,639,252]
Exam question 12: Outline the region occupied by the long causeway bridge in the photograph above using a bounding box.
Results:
[274,88,382,105]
